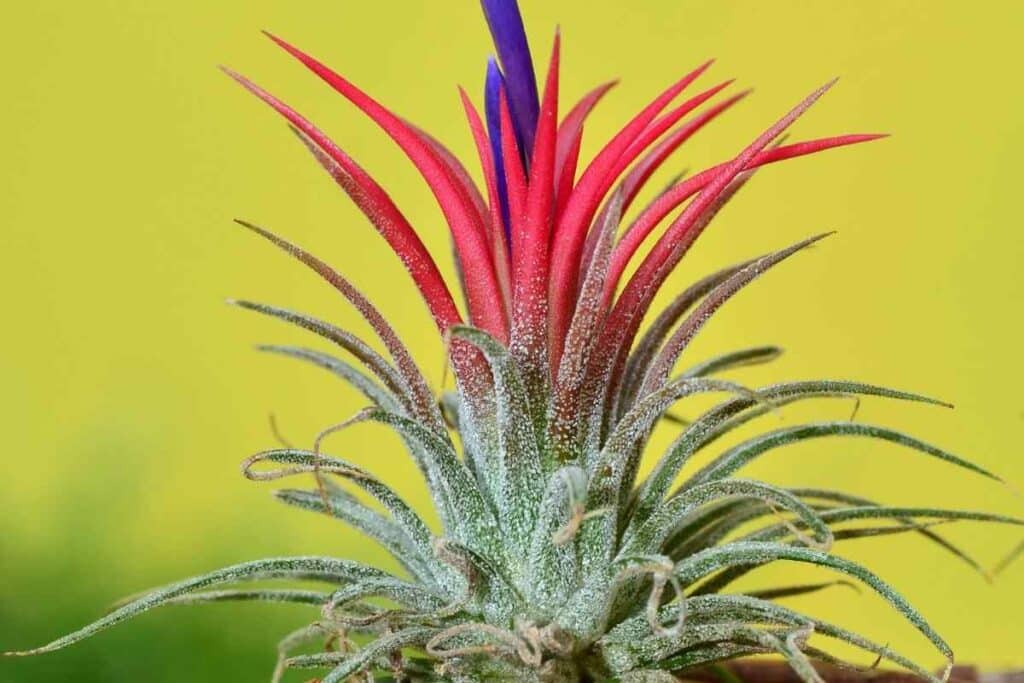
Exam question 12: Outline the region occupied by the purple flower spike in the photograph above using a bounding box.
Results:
[484,58,513,246]
[480,0,540,159]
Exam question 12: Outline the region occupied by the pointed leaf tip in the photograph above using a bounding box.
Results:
[218,65,241,80]
[806,230,837,244]
[687,59,716,82]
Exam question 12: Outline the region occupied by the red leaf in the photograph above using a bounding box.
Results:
[606,132,885,301]
[548,61,714,365]
[555,80,618,218]
[512,32,560,373]
[459,88,514,311]
[613,82,841,344]
[236,220,447,432]
[609,79,735,190]
[408,123,491,244]
[499,87,529,243]
[619,90,750,214]
[221,68,463,335]
[578,85,745,279]
[264,33,509,342]
[583,83,845,446]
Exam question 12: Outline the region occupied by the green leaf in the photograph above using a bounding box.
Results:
[654,642,764,673]
[749,504,1021,564]
[637,233,831,401]
[6,557,394,656]
[526,467,587,613]
[687,421,999,488]
[630,381,951,536]
[602,619,795,675]
[242,449,447,590]
[229,300,413,410]
[664,499,772,560]
[324,576,446,616]
[789,489,991,578]
[579,378,752,604]
[237,220,446,432]
[357,408,502,560]
[673,542,952,672]
[619,670,680,682]
[449,325,544,562]
[681,594,938,681]
[256,344,401,412]
[681,345,783,379]
[993,539,1024,577]
[274,488,435,584]
[157,589,329,607]
[433,537,523,625]
[284,626,435,682]
[616,262,749,422]
[606,593,936,682]
[623,479,833,557]
[744,579,861,601]
[599,378,753,484]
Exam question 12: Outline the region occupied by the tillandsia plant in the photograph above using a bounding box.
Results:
[7,1,1022,682]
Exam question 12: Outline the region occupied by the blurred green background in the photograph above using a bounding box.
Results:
[2,1,1022,680]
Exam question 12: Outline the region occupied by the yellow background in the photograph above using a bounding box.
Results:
[2,1,1022,680]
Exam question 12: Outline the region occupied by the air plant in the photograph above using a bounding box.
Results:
[7,1,1020,681]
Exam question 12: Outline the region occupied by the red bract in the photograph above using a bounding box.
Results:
[223,19,883,428]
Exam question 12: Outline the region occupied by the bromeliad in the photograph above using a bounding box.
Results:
[8,1,1020,681]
